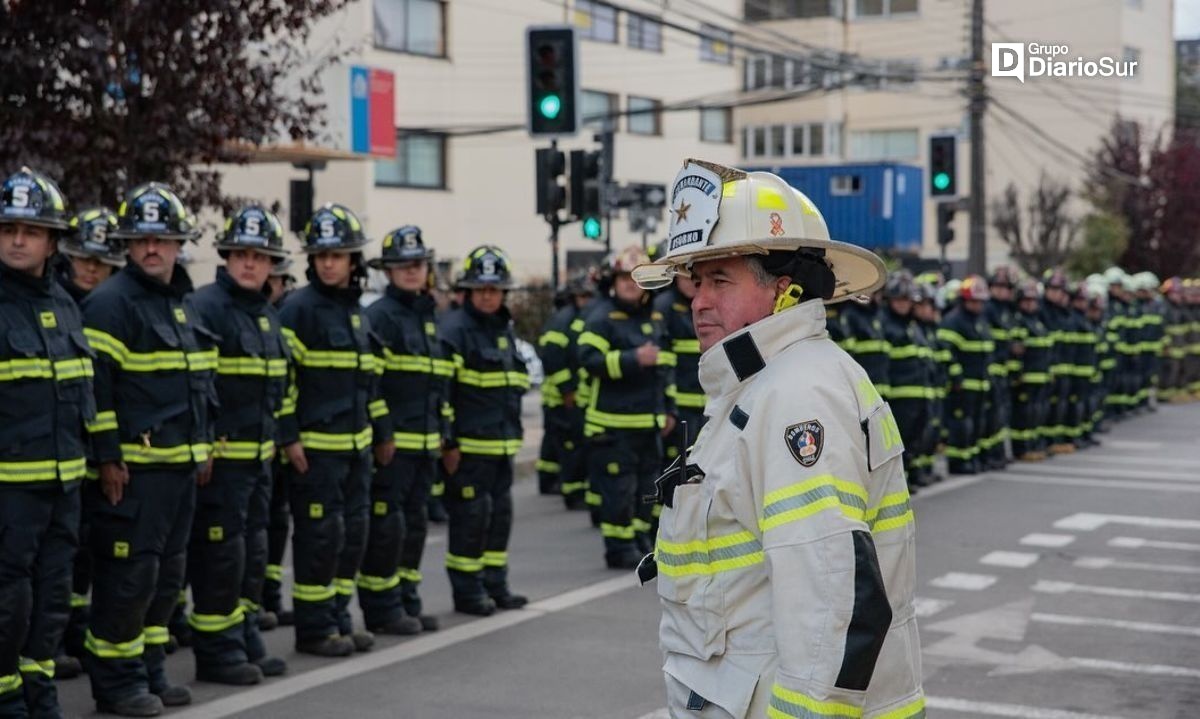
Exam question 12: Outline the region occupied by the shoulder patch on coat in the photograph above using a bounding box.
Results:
[729,405,749,430]
[784,420,824,467]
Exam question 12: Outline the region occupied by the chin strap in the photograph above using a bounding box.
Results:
[773,283,804,314]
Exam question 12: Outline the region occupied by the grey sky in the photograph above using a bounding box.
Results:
[1178,0,1200,39]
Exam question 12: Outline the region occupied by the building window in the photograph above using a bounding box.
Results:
[627,96,661,135]
[582,89,619,131]
[831,174,863,196]
[627,13,662,52]
[700,24,733,64]
[576,0,618,43]
[777,122,840,158]
[855,0,918,18]
[375,133,446,189]
[700,107,732,143]
[768,125,786,157]
[745,0,839,20]
[373,0,446,57]
[848,128,919,160]
[746,53,824,90]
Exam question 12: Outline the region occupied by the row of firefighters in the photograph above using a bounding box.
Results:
[2,163,1196,718]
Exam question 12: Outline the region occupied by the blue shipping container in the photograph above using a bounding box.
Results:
[750,163,923,253]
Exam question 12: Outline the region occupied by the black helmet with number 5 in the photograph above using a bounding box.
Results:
[113,182,197,241]
[302,203,369,254]
[64,207,126,267]
[0,167,71,231]
[367,225,433,269]
[459,245,514,289]
[216,205,288,260]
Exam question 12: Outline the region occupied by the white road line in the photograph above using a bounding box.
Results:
[980,550,1040,568]
[1021,533,1076,548]
[1033,580,1200,604]
[1031,612,1200,638]
[1074,556,1200,575]
[913,597,955,618]
[1109,536,1200,552]
[1070,657,1200,680]
[1006,464,1200,484]
[910,473,990,499]
[1057,453,1200,470]
[924,696,1126,719]
[930,572,997,591]
[1055,513,1200,532]
[992,474,1200,494]
[1098,440,1163,451]
[170,574,639,719]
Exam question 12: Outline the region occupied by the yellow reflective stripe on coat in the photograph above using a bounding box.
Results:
[673,391,706,409]
[960,378,991,392]
[0,672,21,695]
[86,410,118,433]
[212,440,275,461]
[458,437,522,456]
[605,350,623,379]
[760,475,868,533]
[334,578,355,596]
[17,658,55,678]
[382,350,449,375]
[83,328,130,364]
[655,530,764,578]
[867,492,915,534]
[297,350,376,371]
[0,457,87,483]
[671,338,701,354]
[936,328,994,353]
[217,357,288,377]
[187,606,246,633]
[85,630,145,658]
[393,431,440,451]
[768,684,863,718]
[368,398,389,419]
[120,443,210,464]
[457,367,530,389]
[577,331,611,353]
[482,550,508,567]
[539,330,570,348]
[584,405,664,430]
[300,427,373,452]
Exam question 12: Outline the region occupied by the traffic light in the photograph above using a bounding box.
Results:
[936,202,956,246]
[535,147,567,216]
[570,149,603,240]
[526,26,579,137]
[929,135,957,197]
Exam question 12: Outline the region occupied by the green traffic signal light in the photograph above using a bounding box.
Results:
[539,94,562,120]
[933,172,951,191]
[582,216,602,239]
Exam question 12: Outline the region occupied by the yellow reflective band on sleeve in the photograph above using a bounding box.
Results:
[457,368,530,389]
[457,437,523,456]
[368,399,389,419]
[600,522,635,539]
[674,391,706,409]
[605,350,623,379]
[671,338,700,354]
[539,331,570,348]
[657,351,677,367]
[867,491,915,534]
[217,357,288,377]
[768,684,863,719]
[187,606,246,633]
[120,443,211,464]
[264,564,283,582]
[481,550,508,568]
[585,490,602,507]
[393,432,441,451]
[760,475,868,533]
[293,583,336,603]
[356,572,401,592]
[855,379,883,408]
[960,378,991,392]
[445,553,484,573]
[83,328,129,365]
[85,630,145,659]
[535,459,561,474]
[887,345,921,360]
[936,328,993,353]
[655,530,764,578]
[143,625,170,646]
[299,427,373,453]
[577,331,611,354]
[87,410,118,433]
[18,657,55,678]
[851,339,890,354]
[212,440,275,461]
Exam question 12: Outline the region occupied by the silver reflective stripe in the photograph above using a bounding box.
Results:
[763,484,866,521]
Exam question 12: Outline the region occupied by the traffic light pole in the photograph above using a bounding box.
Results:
[967,0,987,275]
[547,139,562,289]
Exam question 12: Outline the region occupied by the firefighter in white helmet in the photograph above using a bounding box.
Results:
[633,160,923,718]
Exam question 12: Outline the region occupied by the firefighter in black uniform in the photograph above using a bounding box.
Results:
[912,281,945,483]
[536,275,595,507]
[187,206,291,685]
[82,182,216,715]
[982,267,1017,470]
[937,275,994,475]
[358,226,449,634]
[262,257,296,629]
[1069,283,1100,446]
[879,271,932,491]
[277,204,393,657]
[1161,278,1189,402]
[1040,270,1075,454]
[653,271,704,465]
[842,293,891,398]
[1011,279,1053,461]
[439,245,529,615]
[50,206,125,681]
[577,246,675,569]
[0,169,93,717]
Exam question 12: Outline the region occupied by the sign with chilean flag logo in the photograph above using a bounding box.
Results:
[349,65,395,158]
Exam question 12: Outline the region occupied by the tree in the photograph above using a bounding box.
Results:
[1085,119,1200,276]
[1066,212,1129,277]
[0,1,349,214]
[991,175,1080,276]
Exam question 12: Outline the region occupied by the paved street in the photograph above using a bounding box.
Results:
[55,402,1200,718]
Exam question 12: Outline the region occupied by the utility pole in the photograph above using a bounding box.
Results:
[967,0,987,275]
[548,142,561,289]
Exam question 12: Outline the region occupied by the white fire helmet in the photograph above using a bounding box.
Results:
[631,159,886,303]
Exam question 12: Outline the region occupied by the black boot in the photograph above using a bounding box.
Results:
[96,693,163,717]
[196,662,263,686]
[453,596,496,617]
[296,634,355,657]
[55,654,83,680]
[253,655,288,677]
[144,645,191,707]
[369,615,422,636]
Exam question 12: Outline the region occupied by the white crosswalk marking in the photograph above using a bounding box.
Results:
[994,474,1200,494]
[1074,556,1200,575]
[913,597,955,618]
[1007,464,1200,483]
[930,572,997,590]
[1070,657,1200,680]
[1109,536,1200,552]
[1021,533,1076,548]
[1054,512,1200,532]
[980,550,1040,568]
[1034,580,1200,604]
[1031,612,1200,638]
